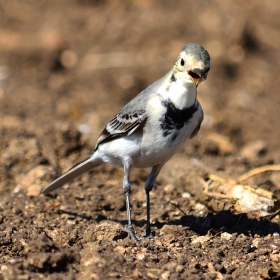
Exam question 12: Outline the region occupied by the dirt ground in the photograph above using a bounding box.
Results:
[1,0,280,279]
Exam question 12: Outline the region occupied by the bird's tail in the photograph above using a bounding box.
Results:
[40,154,103,195]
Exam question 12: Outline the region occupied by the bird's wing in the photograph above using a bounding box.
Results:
[95,90,150,150]
[95,111,147,149]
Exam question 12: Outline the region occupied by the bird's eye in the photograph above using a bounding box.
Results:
[180,59,185,66]
[188,71,200,79]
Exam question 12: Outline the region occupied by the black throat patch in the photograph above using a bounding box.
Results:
[160,99,198,137]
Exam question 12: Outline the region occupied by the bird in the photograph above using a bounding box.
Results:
[41,43,211,241]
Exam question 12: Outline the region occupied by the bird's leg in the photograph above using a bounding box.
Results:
[123,160,139,242]
[143,164,164,238]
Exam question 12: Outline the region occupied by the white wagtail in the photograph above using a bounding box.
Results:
[41,43,211,241]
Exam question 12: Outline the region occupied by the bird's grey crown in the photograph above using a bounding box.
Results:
[181,43,211,70]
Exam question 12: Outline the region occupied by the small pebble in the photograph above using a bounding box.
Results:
[194,203,206,211]
[164,184,174,193]
[251,238,261,248]
[161,271,170,280]
[182,192,191,198]
[136,252,155,262]
[191,235,210,245]
[221,232,232,241]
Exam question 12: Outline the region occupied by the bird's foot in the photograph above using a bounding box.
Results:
[124,225,140,242]
[124,226,155,241]
[141,228,155,239]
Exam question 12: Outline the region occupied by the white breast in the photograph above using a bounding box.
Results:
[158,79,197,109]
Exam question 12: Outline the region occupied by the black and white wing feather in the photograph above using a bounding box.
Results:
[95,110,147,149]
[95,90,151,150]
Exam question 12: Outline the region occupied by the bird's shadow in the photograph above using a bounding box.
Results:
[110,210,280,238]
[56,208,280,238]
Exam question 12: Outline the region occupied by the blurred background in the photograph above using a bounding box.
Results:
[1,2,280,278]
[0,0,280,177]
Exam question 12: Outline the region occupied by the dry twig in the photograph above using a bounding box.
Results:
[238,165,280,182]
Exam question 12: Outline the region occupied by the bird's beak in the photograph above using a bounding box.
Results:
[193,75,200,86]
[193,68,203,78]
[187,68,202,86]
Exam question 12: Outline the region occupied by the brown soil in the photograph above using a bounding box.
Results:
[1,1,280,279]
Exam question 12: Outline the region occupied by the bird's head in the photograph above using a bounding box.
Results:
[173,43,211,87]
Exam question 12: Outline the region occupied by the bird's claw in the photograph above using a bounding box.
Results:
[124,226,155,241]
[142,229,155,239]
[124,226,140,242]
